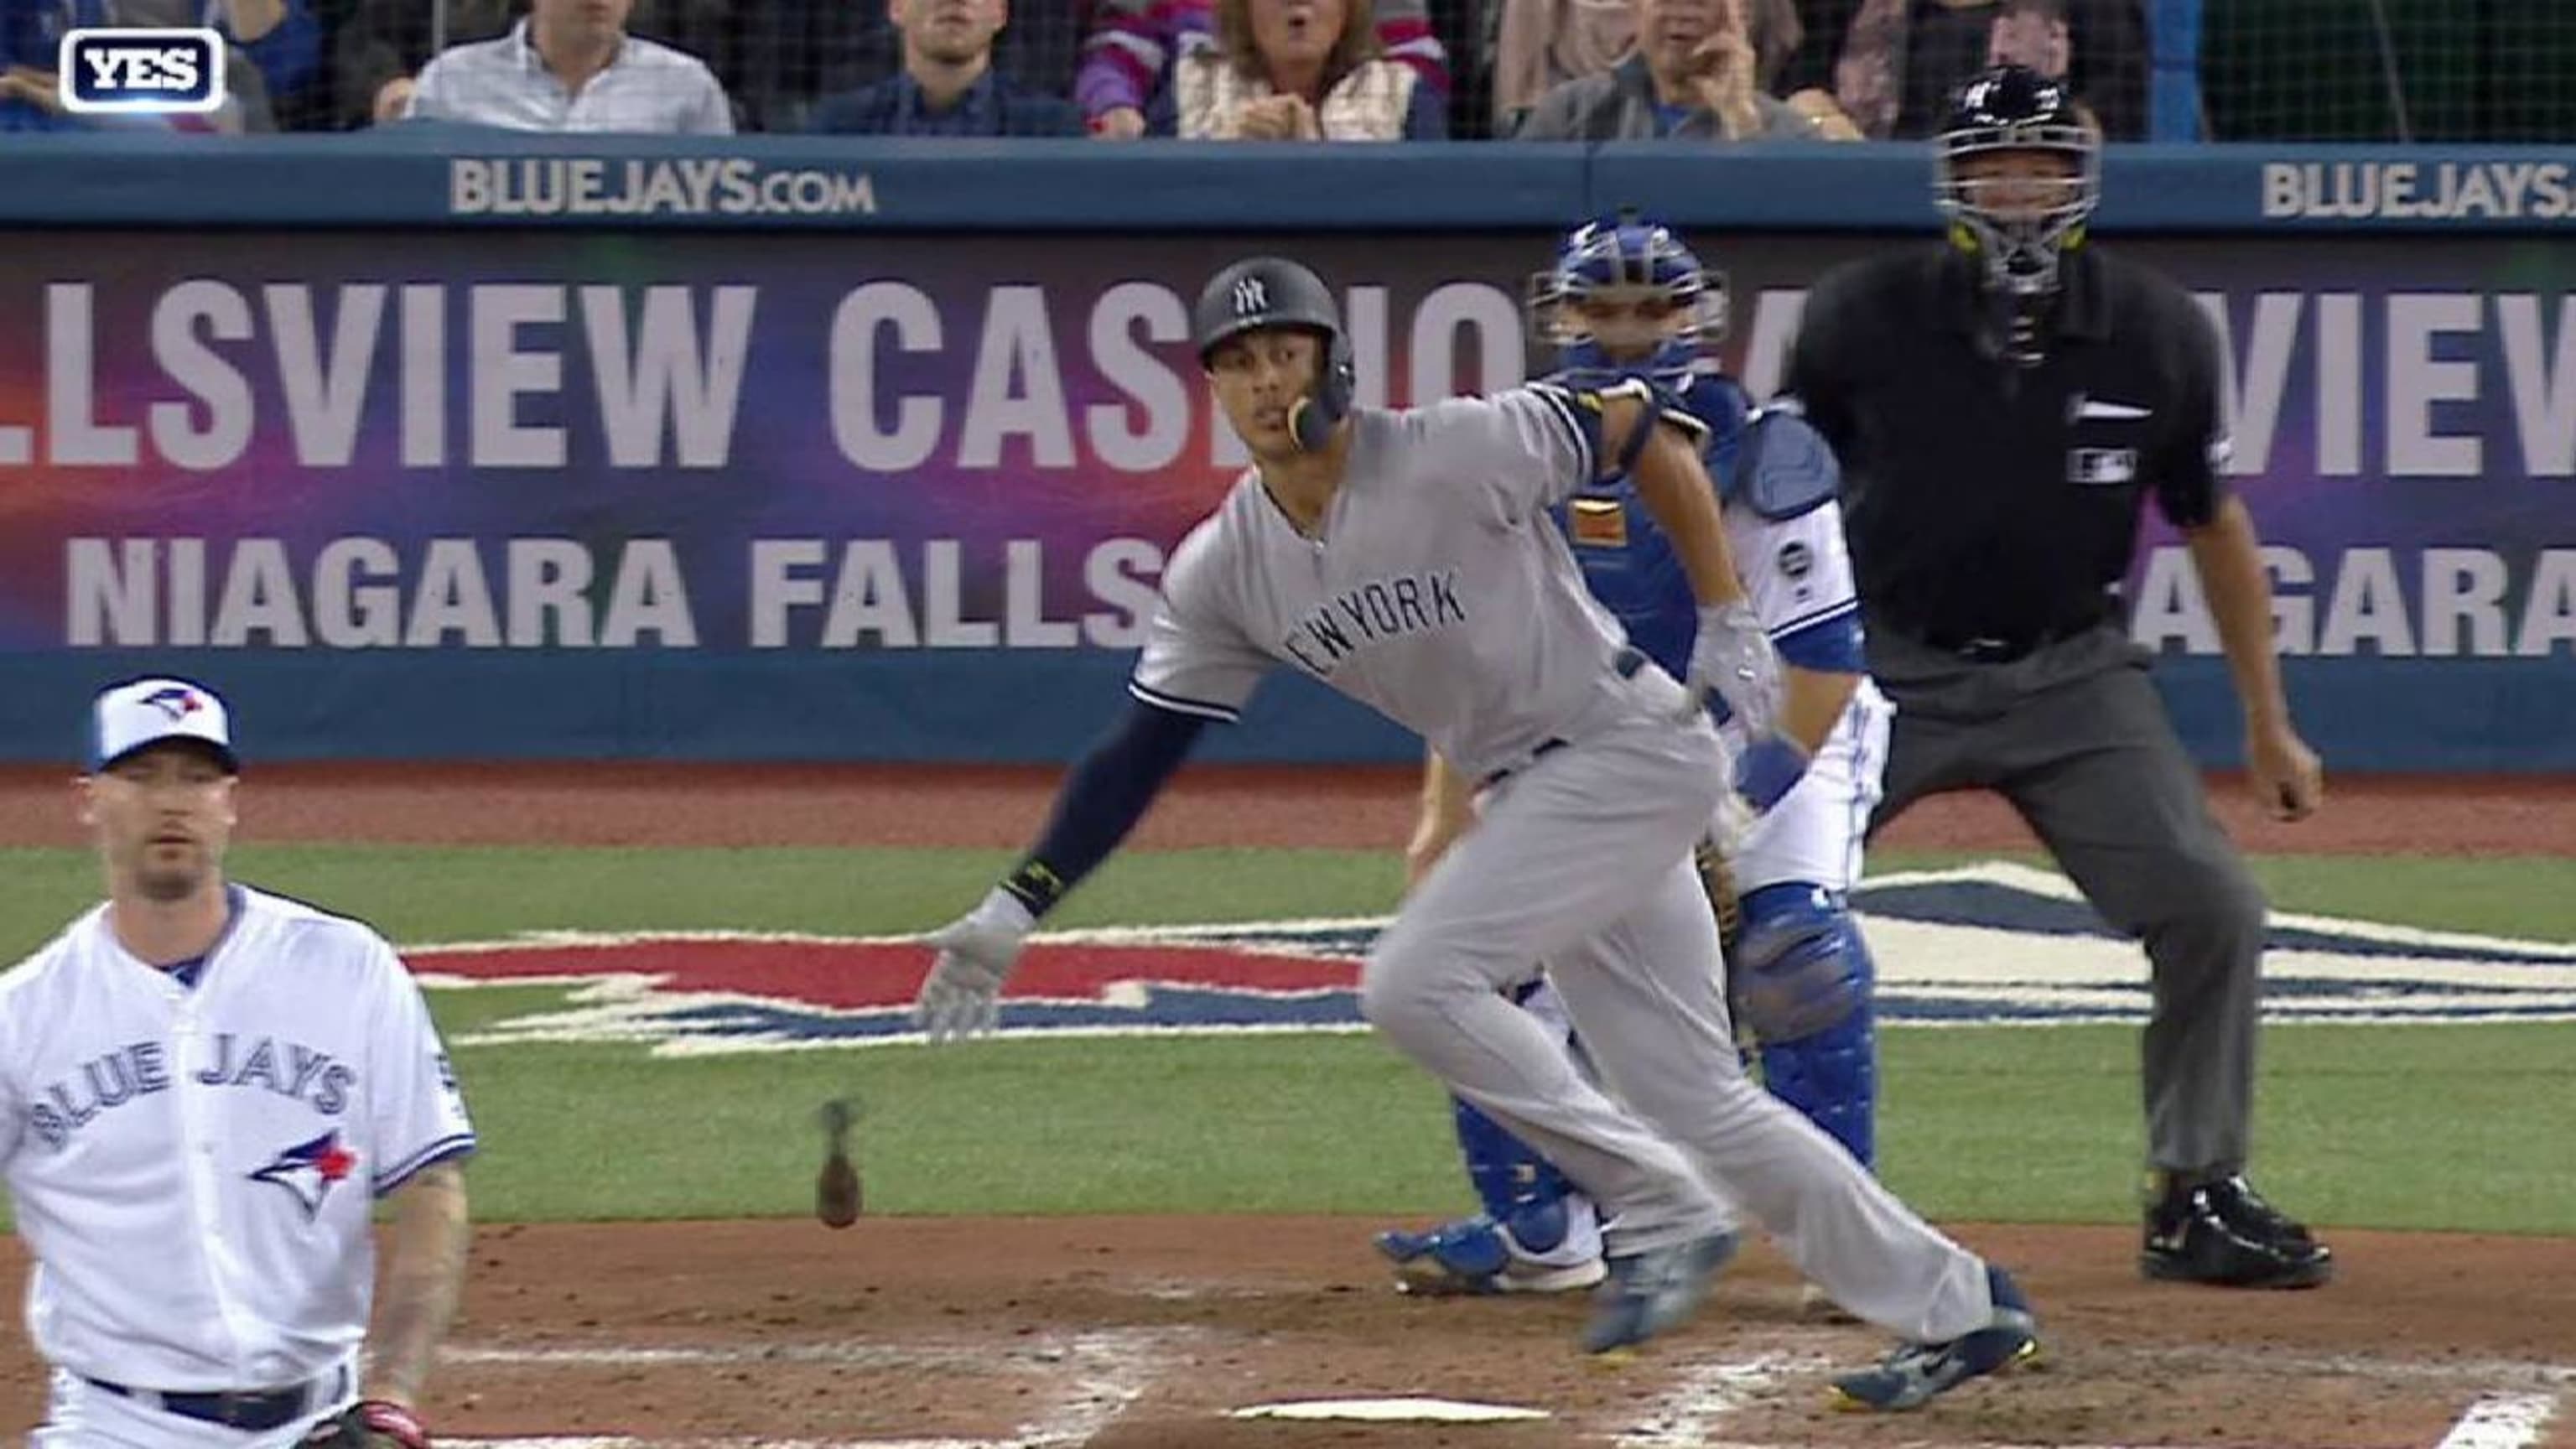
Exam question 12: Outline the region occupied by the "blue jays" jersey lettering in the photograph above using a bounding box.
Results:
[28,1034,357,1149]
[27,1042,171,1149]
[195,1033,357,1114]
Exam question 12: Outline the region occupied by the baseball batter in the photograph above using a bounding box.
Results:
[914,255,2036,1405]
[0,679,475,1448]
[1378,216,1891,1303]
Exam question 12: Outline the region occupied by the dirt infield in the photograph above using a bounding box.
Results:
[2,763,2568,1446]
[0,763,2568,854]
[3,1221,2568,1448]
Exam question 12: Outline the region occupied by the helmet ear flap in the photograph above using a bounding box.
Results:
[1291,331,1357,453]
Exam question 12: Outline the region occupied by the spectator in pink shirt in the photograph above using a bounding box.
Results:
[1078,0,1446,138]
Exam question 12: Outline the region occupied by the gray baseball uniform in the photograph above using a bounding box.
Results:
[1133,383,1994,1339]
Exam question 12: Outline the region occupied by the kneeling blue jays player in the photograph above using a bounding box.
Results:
[1375,217,2015,1407]
[0,680,475,1448]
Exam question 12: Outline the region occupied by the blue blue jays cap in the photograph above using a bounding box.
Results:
[89,678,240,774]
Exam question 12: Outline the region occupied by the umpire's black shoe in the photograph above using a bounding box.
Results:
[2141,1175,2334,1289]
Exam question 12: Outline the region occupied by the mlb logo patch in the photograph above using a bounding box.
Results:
[2067,447,2138,486]
[59,29,226,116]
[1566,498,1627,548]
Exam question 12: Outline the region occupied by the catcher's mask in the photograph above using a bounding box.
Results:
[1529,210,1727,392]
[1934,65,2100,366]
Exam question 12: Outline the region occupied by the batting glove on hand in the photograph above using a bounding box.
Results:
[1686,601,1784,740]
[914,887,1036,1043]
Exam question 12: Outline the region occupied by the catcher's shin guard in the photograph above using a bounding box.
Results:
[1452,1095,1584,1255]
[1760,995,1877,1168]
[1744,891,1879,1169]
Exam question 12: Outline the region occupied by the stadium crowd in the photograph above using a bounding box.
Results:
[0,0,2148,142]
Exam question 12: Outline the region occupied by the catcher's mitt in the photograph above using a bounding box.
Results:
[1695,836,1742,951]
[300,1400,430,1449]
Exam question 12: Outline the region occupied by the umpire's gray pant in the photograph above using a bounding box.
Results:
[1866,623,2269,1179]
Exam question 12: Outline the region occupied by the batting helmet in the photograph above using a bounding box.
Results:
[1192,257,1355,453]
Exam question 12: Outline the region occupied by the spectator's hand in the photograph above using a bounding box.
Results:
[1235,95,1303,140]
[2,65,65,114]
[1786,87,1864,141]
[1090,104,1145,140]
[372,75,416,122]
[1285,93,1321,140]
[1685,31,1763,139]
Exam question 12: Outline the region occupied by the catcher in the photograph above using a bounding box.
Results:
[1378,215,1891,1303]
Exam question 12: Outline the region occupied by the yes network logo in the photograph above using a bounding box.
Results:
[60,29,226,116]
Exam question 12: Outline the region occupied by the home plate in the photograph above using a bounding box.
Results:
[1229,1398,1550,1423]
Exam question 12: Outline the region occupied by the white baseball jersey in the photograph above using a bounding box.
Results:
[0,886,475,1393]
[1722,495,1893,894]
[1130,382,1673,782]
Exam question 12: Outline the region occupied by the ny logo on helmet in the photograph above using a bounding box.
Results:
[1232,278,1270,315]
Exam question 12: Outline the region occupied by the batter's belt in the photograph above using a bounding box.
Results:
[1478,647,1654,788]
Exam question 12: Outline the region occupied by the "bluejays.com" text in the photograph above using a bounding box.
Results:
[449,158,877,218]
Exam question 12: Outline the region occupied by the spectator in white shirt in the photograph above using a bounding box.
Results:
[406,0,734,133]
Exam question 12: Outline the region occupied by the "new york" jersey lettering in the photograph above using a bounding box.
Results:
[1280,569,1467,677]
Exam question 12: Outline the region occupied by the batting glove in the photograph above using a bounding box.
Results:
[1733,733,1813,813]
[1686,602,1784,740]
[914,887,1036,1043]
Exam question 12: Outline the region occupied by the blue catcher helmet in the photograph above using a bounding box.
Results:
[1528,212,1728,389]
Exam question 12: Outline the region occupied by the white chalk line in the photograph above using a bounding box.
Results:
[456,1441,987,1449]
[1609,1352,1816,1447]
[1606,1350,2245,1449]
[445,1327,1170,1449]
[2436,1392,2559,1449]
[1602,1343,2568,1449]
[459,1440,1032,1449]
[449,1343,958,1368]
[2121,1346,2576,1393]
[449,1332,2569,1449]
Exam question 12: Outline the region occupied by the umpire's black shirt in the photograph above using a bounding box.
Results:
[1783,244,2230,659]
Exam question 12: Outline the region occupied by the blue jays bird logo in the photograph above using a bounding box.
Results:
[251,1130,358,1220]
[140,687,203,721]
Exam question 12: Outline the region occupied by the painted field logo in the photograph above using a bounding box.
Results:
[59,28,226,116]
[413,863,2576,1057]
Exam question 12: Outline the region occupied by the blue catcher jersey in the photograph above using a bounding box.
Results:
[1549,373,1746,679]
[1549,372,1864,680]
